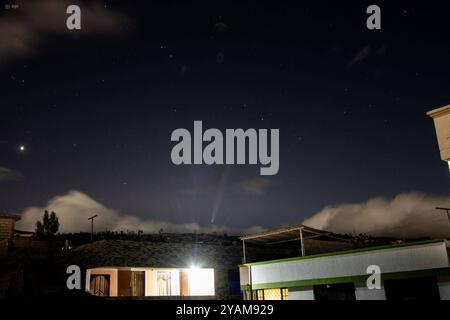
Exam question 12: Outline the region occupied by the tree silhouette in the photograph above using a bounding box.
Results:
[35,210,60,238]
[35,220,44,238]
[49,211,60,235]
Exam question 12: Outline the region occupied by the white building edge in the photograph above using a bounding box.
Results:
[240,239,450,300]
[427,104,450,171]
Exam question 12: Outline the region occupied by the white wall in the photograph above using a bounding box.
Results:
[355,283,386,300]
[171,270,181,296]
[428,106,450,160]
[240,266,250,286]
[85,269,91,292]
[289,286,314,300]
[248,242,449,287]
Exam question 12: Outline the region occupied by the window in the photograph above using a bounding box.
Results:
[313,283,356,300]
[253,288,288,300]
[384,276,440,300]
[131,271,145,297]
[281,288,289,300]
[257,289,264,300]
[157,271,172,296]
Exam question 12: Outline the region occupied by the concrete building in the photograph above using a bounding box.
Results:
[86,266,215,298]
[240,236,450,300]
[427,104,450,171]
[66,239,296,299]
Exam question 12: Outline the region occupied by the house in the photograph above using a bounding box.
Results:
[69,226,359,299]
[87,266,215,298]
[67,239,290,299]
[0,213,21,240]
[239,226,450,300]
[0,213,21,256]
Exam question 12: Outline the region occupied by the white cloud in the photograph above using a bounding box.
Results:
[16,190,264,235]
[304,192,450,238]
[0,166,23,182]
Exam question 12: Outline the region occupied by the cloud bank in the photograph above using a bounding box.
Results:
[304,192,450,238]
[16,190,264,235]
[16,190,450,239]
[0,166,23,182]
[0,0,126,64]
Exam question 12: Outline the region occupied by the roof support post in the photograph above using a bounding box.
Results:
[242,239,247,264]
[299,228,305,256]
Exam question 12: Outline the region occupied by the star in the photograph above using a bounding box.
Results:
[19,145,26,152]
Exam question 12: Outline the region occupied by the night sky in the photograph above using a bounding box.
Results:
[1,1,450,233]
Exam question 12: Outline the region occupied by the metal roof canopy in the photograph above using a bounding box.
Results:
[239,224,350,263]
[240,224,348,245]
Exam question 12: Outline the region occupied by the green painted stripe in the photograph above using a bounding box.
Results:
[240,267,450,291]
[239,239,445,267]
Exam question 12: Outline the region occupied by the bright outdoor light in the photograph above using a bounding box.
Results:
[189,264,200,270]
[187,267,215,296]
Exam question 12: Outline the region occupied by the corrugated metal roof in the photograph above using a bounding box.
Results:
[240,224,349,244]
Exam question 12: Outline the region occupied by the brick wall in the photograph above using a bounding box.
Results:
[0,218,15,240]
[12,238,55,258]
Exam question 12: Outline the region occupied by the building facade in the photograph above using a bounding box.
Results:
[66,239,293,300]
[240,240,450,300]
[0,213,21,257]
[86,266,215,298]
[0,213,21,240]
[427,104,450,171]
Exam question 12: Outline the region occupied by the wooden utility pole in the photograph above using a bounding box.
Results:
[88,214,98,242]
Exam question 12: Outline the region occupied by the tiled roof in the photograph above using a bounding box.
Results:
[66,240,245,269]
[0,213,21,221]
